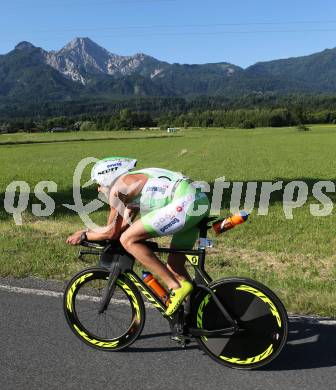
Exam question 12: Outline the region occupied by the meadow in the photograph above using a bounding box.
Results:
[1,125,336,315]
[0,129,167,145]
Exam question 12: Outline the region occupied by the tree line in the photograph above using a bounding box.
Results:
[2,94,336,132]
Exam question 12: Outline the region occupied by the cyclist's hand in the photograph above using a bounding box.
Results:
[66,231,83,246]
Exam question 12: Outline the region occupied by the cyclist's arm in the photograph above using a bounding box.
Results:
[120,207,139,233]
[85,189,128,241]
[86,174,143,241]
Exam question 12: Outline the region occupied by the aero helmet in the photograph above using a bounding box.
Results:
[91,157,137,187]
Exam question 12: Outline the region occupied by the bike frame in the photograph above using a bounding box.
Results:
[78,218,239,338]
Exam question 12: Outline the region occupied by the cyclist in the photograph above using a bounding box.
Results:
[66,157,210,315]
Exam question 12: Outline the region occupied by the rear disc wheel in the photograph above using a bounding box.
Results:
[191,278,288,369]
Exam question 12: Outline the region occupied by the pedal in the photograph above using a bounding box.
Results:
[169,306,184,328]
[169,307,187,346]
[170,335,183,342]
[170,335,191,348]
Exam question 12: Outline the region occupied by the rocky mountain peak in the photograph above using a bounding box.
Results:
[61,37,110,56]
[60,38,111,62]
[15,41,36,51]
[42,38,165,83]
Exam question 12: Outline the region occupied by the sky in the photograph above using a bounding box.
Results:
[1,0,336,68]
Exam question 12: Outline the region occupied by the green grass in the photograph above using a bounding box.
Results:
[0,129,172,145]
[1,125,336,315]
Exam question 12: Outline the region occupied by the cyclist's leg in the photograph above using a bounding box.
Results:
[121,220,192,315]
[167,227,199,281]
[119,219,180,290]
[162,185,209,315]
[167,185,210,281]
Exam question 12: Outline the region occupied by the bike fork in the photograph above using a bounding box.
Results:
[98,264,121,314]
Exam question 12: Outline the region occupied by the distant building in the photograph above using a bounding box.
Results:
[167,127,177,133]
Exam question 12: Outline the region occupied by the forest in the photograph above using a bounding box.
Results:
[1,93,336,132]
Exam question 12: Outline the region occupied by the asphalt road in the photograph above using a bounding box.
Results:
[0,277,335,390]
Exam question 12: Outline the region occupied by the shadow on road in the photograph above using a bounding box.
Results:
[137,331,172,340]
[264,316,336,371]
[131,317,336,368]
[126,331,199,353]
[123,345,199,353]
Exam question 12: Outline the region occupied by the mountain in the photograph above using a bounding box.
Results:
[246,48,336,92]
[0,39,171,101]
[43,37,241,91]
[42,37,241,97]
[2,37,336,102]
[44,37,171,84]
[0,42,82,101]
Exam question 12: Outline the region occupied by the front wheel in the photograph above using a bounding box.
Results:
[191,278,288,369]
[63,267,145,351]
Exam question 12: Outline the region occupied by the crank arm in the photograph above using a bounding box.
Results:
[189,326,238,337]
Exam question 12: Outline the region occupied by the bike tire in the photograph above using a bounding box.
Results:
[190,277,288,369]
[63,267,145,351]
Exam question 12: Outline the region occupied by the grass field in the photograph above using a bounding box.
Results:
[0,129,169,145]
[1,125,336,315]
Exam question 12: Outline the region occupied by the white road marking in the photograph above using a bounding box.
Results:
[290,315,336,325]
[0,283,153,308]
[287,335,319,345]
[0,284,63,298]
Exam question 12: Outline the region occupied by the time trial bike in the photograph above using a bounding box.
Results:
[63,216,288,369]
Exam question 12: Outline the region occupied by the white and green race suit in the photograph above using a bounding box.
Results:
[125,168,210,249]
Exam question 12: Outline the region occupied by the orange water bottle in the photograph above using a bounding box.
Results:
[142,271,170,306]
[213,211,249,235]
